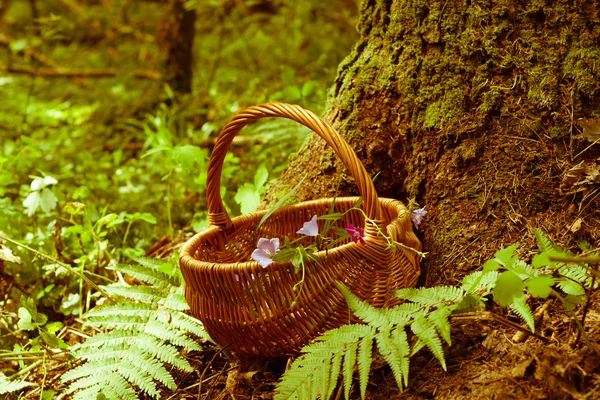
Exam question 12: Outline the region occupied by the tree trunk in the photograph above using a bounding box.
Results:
[164,0,196,94]
[272,0,600,281]
[268,1,600,396]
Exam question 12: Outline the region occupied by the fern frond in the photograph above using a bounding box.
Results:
[511,260,538,280]
[394,286,465,307]
[102,284,168,304]
[559,264,592,284]
[461,270,498,294]
[143,318,202,351]
[0,372,35,395]
[410,315,446,371]
[557,279,586,296]
[106,372,139,400]
[62,358,121,383]
[107,262,176,288]
[132,333,193,372]
[170,312,212,341]
[75,330,135,352]
[130,256,180,283]
[117,358,160,399]
[124,351,176,390]
[85,301,155,319]
[509,295,535,332]
[84,314,147,331]
[71,384,103,400]
[428,306,452,345]
[274,324,375,400]
[336,283,392,328]
[375,327,410,390]
[163,291,190,311]
[357,334,374,399]
[342,342,357,400]
[535,229,560,252]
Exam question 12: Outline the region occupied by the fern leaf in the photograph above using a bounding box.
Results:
[85,301,154,319]
[102,284,168,304]
[342,342,357,400]
[74,330,137,352]
[84,314,147,331]
[71,384,103,400]
[275,324,375,400]
[130,256,180,284]
[133,333,193,372]
[107,262,176,288]
[411,315,446,371]
[376,327,409,390]
[169,312,212,342]
[163,291,190,311]
[0,372,35,395]
[428,306,452,345]
[535,229,560,252]
[357,335,374,399]
[62,358,120,383]
[559,264,592,284]
[394,286,465,307]
[325,352,343,399]
[511,260,538,280]
[144,318,202,351]
[509,295,535,332]
[461,270,498,294]
[124,351,176,390]
[117,358,160,399]
[107,372,139,400]
[336,283,392,328]
[557,279,586,296]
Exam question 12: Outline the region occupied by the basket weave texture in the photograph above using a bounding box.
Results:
[179,103,421,357]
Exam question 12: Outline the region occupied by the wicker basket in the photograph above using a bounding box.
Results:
[179,103,421,357]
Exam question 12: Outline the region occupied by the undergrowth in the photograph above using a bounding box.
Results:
[275,229,599,399]
[61,257,211,400]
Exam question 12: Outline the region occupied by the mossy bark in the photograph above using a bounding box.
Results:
[270,0,600,284]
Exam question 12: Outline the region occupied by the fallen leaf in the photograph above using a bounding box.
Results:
[577,118,600,142]
[0,246,22,264]
[568,218,582,233]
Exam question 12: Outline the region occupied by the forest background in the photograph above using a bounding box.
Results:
[1,0,600,399]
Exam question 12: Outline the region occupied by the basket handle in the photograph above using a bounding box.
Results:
[206,102,383,229]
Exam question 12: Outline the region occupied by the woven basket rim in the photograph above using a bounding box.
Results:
[180,196,409,271]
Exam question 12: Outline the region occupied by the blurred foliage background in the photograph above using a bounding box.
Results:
[0,0,357,327]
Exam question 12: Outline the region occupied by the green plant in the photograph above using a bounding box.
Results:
[275,229,597,400]
[61,257,211,400]
[0,372,35,396]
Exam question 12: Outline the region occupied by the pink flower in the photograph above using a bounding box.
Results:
[297,215,319,237]
[251,238,280,268]
[346,223,365,244]
[411,207,427,230]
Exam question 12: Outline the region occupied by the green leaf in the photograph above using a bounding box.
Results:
[23,191,41,216]
[301,81,319,98]
[39,188,58,213]
[17,307,36,331]
[494,244,519,267]
[317,213,344,221]
[482,259,501,272]
[510,295,535,332]
[254,165,269,190]
[526,276,555,298]
[172,145,206,171]
[234,183,261,214]
[557,279,586,296]
[493,271,525,307]
[272,248,297,263]
[281,86,302,102]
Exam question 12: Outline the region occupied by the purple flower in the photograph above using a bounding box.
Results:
[251,238,280,268]
[411,207,427,230]
[297,215,319,237]
[346,223,365,244]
